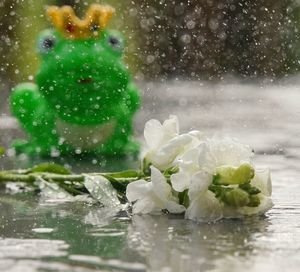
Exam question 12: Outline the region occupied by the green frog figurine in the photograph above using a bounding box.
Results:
[10,4,140,156]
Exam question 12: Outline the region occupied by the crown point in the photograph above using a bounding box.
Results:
[46,4,115,39]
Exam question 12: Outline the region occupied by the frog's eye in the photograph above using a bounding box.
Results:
[38,35,56,54]
[107,35,124,51]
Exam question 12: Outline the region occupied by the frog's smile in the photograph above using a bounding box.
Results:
[77,77,93,84]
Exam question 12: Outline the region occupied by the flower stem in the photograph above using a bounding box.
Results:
[0,170,141,196]
[0,172,83,183]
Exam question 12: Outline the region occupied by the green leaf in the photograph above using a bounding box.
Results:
[102,174,130,194]
[29,163,71,175]
[0,146,5,155]
[239,183,261,195]
[141,158,151,176]
[209,184,232,199]
[107,170,140,179]
[164,166,179,177]
[178,189,189,207]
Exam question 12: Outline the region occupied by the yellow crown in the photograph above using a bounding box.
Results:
[47,4,115,39]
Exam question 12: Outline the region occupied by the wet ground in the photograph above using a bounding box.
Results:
[0,79,300,271]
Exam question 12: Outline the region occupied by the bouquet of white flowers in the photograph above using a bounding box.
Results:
[0,116,273,223]
[126,116,273,222]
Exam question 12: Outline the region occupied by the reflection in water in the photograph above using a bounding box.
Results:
[212,254,300,272]
[0,165,300,272]
[0,259,106,272]
[84,207,120,228]
[1,81,300,271]
[1,150,139,173]
[69,254,146,272]
[1,150,300,272]
[0,238,70,272]
[126,215,270,272]
[0,238,68,258]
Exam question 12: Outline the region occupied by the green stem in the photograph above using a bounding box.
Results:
[58,182,86,196]
[0,172,83,183]
[0,172,36,183]
[0,170,142,196]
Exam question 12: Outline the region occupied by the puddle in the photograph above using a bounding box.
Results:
[1,81,300,271]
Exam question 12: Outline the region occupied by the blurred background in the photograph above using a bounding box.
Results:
[2,0,300,84]
[2,0,300,136]
[1,0,300,113]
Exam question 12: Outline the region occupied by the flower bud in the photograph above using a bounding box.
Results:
[214,163,254,185]
[247,195,261,207]
[223,188,250,207]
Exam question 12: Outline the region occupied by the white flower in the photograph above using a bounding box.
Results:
[185,171,224,222]
[170,137,272,222]
[171,147,202,192]
[185,166,273,222]
[198,137,254,174]
[126,166,185,214]
[185,191,224,222]
[171,137,253,193]
[143,115,203,170]
[237,168,273,215]
[129,114,273,222]
[251,168,272,197]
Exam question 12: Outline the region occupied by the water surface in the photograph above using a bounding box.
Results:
[0,80,300,271]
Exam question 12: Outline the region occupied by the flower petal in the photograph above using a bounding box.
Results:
[197,143,216,173]
[165,200,186,214]
[188,130,204,142]
[185,191,223,222]
[144,119,164,149]
[188,171,212,201]
[171,172,190,192]
[251,168,272,196]
[208,138,253,168]
[150,166,172,200]
[181,146,201,165]
[238,196,273,215]
[132,196,163,214]
[162,115,179,138]
[151,134,193,169]
[126,179,151,202]
[84,175,120,207]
